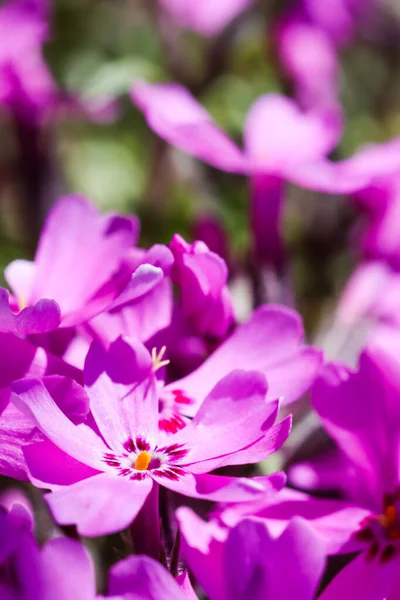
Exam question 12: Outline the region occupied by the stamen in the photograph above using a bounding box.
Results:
[134,451,152,471]
[18,296,28,311]
[151,346,170,372]
[385,505,397,526]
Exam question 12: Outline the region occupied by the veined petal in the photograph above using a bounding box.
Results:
[171,371,278,468]
[11,378,108,471]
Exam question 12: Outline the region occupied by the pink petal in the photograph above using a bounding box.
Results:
[153,471,283,502]
[4,259,36,307]
[319,553,400,600]
[177,507,228,600]
[131,82,248,172]
[244,94,342,173]
[0,287,61,335]
[213,415,292,469]
[0,402,43,480]
[30,195,139,324]
[40,537,96,600]
[225,517,326,600]
[108,555,185,599]
[11,378,108,471]
[84,337,158,451]
[171,370,278,469]
[46,473,152,537]
[169,305,320,415]
[90,277,173,344]
[24,440,101,488]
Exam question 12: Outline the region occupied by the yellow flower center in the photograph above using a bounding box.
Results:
[134,451,152,471]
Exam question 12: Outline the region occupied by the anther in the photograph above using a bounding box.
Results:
[151,346,170,372]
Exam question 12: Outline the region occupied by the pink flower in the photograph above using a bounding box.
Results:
[3,195,164,335]
[11,336,290,536]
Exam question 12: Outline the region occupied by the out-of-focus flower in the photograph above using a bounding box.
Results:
[353,176,400,269]
[273,349,400,599]
[177,508,326,600]
[274,13,340,112]
[11,336,289,536]
[0,503,97,600]
[0,0,57,122]
[302,0,375,46]
[131,82,342,267]
[3,195,164,335]
[213,347,400,600]
[159,0,253,37]
[106,555,197,599]
[169,234,234,338]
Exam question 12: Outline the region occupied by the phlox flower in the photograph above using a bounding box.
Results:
[131,82,342,268]
[231,348,400,600]
[2,195,165,336]
[0,501,97,600]
[11,336,290,537]
[0,0,57,122]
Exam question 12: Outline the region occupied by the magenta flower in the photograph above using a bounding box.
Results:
[0,502,98,600]
[131,83,342,267]
[177,508,326,600]
[159,0,254,37]
[0,0,57,122]
[11,336,289,537]
[3,195,164,335]
[169,234,234,338]
[237,348,400,600]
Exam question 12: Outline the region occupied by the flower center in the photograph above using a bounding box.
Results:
[354,493,400,563]
[134,451,152,471]
[377,504,400,541]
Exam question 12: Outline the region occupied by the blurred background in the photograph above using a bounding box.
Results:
[0,0,399,332]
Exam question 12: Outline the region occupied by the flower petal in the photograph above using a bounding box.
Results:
[11,378,108,471]
[24,440,101,489]
[40,537,96,600]
[171,370,278,468]
[84,337,157,451]
[153,471,283,502]
[170,305,320,415]
[30,195,139,325]
[0,287,61,335]
[46,473,152,537]
[131,82,248,172]
[244,94,341,173]
[319,552,400,600]
[108,555,184,600]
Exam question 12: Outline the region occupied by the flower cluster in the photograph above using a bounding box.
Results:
[1,0,400,599]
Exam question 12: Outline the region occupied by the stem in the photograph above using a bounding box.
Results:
[13,113,52,251]
[130,482,162,559]
[248,175,294,307]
